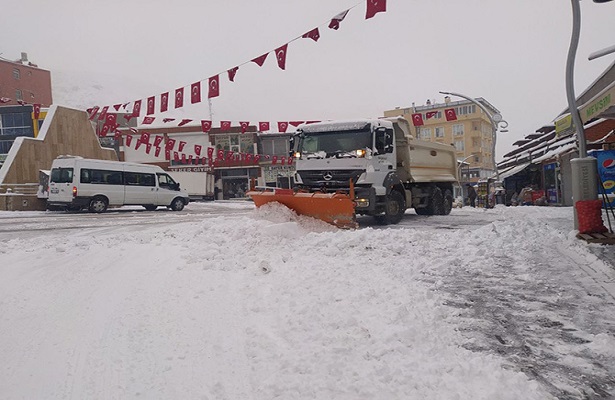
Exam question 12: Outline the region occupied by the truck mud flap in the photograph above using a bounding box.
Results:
[247,188,357,229]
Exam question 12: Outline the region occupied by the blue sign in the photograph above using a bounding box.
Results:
[590,149,615,207]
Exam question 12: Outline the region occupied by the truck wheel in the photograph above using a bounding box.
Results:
[143,205,157,211]
[441,189,453,215]
[374,191,405,225]
[170,197,185,211]
[88,196,108,213]
[426,187,443,216]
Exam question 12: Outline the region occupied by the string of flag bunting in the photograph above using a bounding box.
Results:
[86,0,387,127]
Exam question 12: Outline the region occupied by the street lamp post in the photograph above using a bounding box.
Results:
[566,0,613,229]
[439,91,508,181]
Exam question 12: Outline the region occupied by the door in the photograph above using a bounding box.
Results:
[157,173,179,205]
[49,167,74,203]
[124,171,157,204]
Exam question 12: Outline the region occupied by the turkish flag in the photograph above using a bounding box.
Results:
[0,97,11,103]
[287,155,293,165]
[272,156,278,165]
[175,87,184,108]
[188,155,194,164]
[208,75,220,98]
[140,132,150,144]
[147,96,155,115]
[154,135,163,147]
[278,121,289,133]
[178,119,192,127]
[366,0,386,19]
[411,113,424,126]
[155,146,161,157]
[246,153,252,163]
[129,127,139,134]
[252,53,268,67]
[329,10,349,30]
[217,149,224,160]
[123,114,134,122]
[445,108,458,121]
[259,122,270,131]
[240,121,249,133]
[228,67,239,82]
[166,138,176,150]
[221,121,231,132]
[113,104,122,111]
[191,81,201,104]
[160,92,169,112]
[163,118,175,123]
[207,147,214,159]
[289,121,304,127]
[145,143,152,154]
[254,154,261,164]
[275,44,288,70]
[33,104,41,119]
[132,100,142,117]
[165,149,170,160]
[174,152,180,161]
[114,130,122,141]
[201,120,212,132]
[426,111,438,119]
[178,141,186,152]
[226,151,234,161]
[98,106,109,121]
[103,113,117,130]
[302,28,320,42]
[194,144,202,156]
[142,116,155,125]
[88,106,100,120]
[181,153,187,164]
[99,125,110,138]
[126,134,133,147]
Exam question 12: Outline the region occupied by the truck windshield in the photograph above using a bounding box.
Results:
[298,130,372,158]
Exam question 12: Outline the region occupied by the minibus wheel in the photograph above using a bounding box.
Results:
[89,196,108,213]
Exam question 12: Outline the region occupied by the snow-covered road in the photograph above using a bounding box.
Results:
[0,203,614,399]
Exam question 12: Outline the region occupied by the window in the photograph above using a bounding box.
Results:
[456,105,476,115]
[15,89,22,101]
[0,111,32,137]
[454,140,465,151]
[13,68,20,80]
[420,128,431,139]
[262,137,290,156]
[474,155,480,163]
[50,168,74,183]
[80,168,123,185]
[158,173,177,188]
[435,127,444,138]
[452,124,464,136]
[124,172,156,186]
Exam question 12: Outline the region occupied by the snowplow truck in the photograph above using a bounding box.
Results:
[248,117,459,227]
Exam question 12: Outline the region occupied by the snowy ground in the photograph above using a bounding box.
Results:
[0,203,614,399]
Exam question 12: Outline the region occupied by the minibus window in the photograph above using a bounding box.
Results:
[50,168,74,183]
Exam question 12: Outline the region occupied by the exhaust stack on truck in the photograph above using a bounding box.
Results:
[248,117,459,227]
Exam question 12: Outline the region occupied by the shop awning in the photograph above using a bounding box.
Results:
[498,162,531,180]
[555,80,615,134]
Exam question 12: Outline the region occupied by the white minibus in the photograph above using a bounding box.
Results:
[47,156,190,213]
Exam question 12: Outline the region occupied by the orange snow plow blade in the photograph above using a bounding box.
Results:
[247,187,357,229]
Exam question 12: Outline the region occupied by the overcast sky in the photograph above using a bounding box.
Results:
[2,0,614,159]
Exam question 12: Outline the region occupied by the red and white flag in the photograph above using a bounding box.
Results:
[178,141,187,152]
[445,108,458,121]
[147,96,155,115]
[226,151,234,161]
[281,156,286,165]
[163,118,175,123]
[287,155,294,165]
[227,67,239,82]
[166,138,176,150]
[181,153,187,164]
[289,121,304,127]
[103,113,117,130]
[366,0,386,19]
[174,152,180,161]
[98,106,109,121]
[240,121,249,133]
[411,113,424,126]
[175,87,184,108]
[140,132,150,144]
[123,114,134,122]
[155,146,162,157]
[17,99,27,105]
[113,104,122,111]
[0,97,12,103]
[129,127,139,134]
[142,116,155,125]
[126,135,134,147]
[114,130,122,141]
[33,104,41,119]
[145,143,152,154]
[259,122,270,131]
[88,106,100,120]
[252,53,268,67]
[329,10,349,30]
[302,28,320,42]
[160,92,169,112]
[154,135,163,147]
[278,121,289,133]
[217,149,224,160]
[191,81,201,104]
[208,75,220,98]
[194,144,202,156]
[165,149,171,160]
[426,111,438,119]
[254,154,261,164]
[132,100,142,117]
[221,121,231,132]
[99,125,110,138]
[178,119,192,127]
[272,155,278,165]
[201,120,212,132]
[207,147,214,160]
[275,44,288,70]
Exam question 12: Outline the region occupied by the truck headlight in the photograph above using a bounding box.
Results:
[356,149,366,158]
[355,198,369,208]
